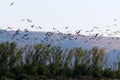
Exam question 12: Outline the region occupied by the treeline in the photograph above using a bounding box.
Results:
[0,42,120,80]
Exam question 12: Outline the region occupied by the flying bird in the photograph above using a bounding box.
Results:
[90,29,94,32]
[38,26,42,29]
[113,24,117,26]
[53,27,56,30]
[7,27,13,29]
[21,19,25,21]
[94,33,99,37]
[24,29,29,32]
[31,25,34,28]
[27,19,32,22]
[93,27,99,29]
[85,31,89,33]
[10,2,14,6]
[114,19,117,21]
[75,30,81,35]
[106,29,110,31]
[65,26,68,29]
[13,28,20,37]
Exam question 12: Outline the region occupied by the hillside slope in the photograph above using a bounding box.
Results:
[0,29,120,67]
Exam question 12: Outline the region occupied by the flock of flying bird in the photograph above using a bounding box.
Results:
[2,18,120,46]
[3,1,120,46]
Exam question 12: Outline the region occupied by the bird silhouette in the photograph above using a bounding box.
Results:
[93,27,99,29]
[31,25,34,28]
[106,29,110,31]
[65,26,68,29]
[114,19,117,21]
[113,24,117,26]
[27,19,32,22]
[53,27,56,30]
[75,30,81,36]
[13,28,20,37]
[90,29,94,32]
[21,19,25,21]
[7,27,13,29]
[24,29,29,32]
[10,2,14,6]
[38,26,42,29]
[94,33,99,37]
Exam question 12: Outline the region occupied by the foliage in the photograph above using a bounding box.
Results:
[0,42,120,79]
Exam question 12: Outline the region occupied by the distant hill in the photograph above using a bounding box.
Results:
[0,29,120,50]
[0,29,120,67]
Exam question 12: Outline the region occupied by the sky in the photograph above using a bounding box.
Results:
[0,0,120,36]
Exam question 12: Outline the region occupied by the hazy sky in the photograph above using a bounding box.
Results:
[0,0,120,35]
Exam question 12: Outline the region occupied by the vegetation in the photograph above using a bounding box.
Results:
[0,42,120,80]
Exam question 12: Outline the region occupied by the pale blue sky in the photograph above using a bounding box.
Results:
[0,0,120,35]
